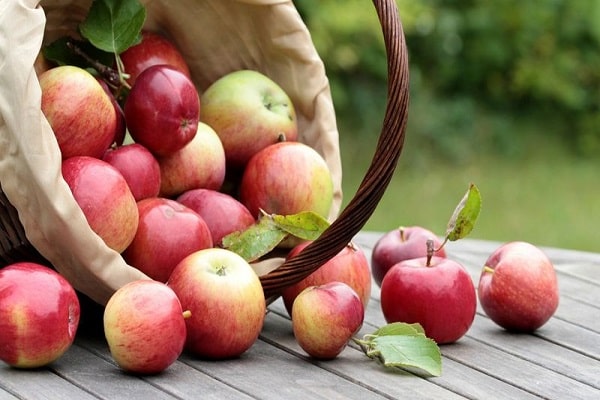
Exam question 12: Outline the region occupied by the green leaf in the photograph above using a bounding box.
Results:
[445,183,482,241]
[79,0,146,54]
[370,322,426,337]
[271,211,330,241]
[367,335,442,377]
[42,37,114,69]
[355,322,442,377]
[221,217,287,262]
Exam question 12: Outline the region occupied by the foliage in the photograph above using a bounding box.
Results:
[295,0,600,158]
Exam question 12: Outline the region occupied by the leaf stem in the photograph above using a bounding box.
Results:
[66,40,122,87]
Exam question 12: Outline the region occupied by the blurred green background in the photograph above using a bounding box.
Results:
[296,0,599,252]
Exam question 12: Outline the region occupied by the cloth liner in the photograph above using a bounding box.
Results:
[0,0,342,305]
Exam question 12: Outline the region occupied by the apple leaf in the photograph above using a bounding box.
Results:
[271,211,330,240]
[43,37,114,69]
[221,217,287,263]
[445,183,482,242]
[79,0,146,54]
[354,322,442,377]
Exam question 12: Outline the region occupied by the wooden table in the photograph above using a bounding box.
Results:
[1,231,599,399]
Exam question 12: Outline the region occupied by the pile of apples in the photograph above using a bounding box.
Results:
[0,30,372,373]
[371,226,560,344]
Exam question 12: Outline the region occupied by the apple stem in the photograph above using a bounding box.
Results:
[482,266,495,275]
[399,226,406,242]
[426,239,434,267]
[182,310,192,319]
[65,40,122,88]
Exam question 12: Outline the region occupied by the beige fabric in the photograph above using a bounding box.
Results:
[0,0,342,304]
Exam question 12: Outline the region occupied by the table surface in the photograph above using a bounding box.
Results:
[1,231,599,400]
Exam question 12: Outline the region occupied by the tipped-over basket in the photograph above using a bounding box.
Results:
[0,0,409,305]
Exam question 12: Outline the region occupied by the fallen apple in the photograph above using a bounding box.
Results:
[292,282,364,360]
[371,226,447,287]
[0,262,80,368]
[157,122,226,198]
[120,30,192,87]
[200,69,297,168]
[39,65,117,159]
[122,197,213,283]
[239,141,333,219]
[177,188,255,246]
[61,156,139,253]
[124,64,199,156]
[281,241,371,316]
[380,252,477,344]
[167,248,266,359]
[102,143,161,202]
[478,241,559,332]
[104,280,188,374]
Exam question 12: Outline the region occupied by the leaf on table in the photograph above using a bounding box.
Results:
[355,322,442,377]
[271,211,330,241]
[445,183,482,242]
[79,0,146,54]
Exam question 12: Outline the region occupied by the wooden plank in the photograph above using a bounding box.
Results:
[0,362,99,400]
[262,306,469,400]
[78,336,256,400]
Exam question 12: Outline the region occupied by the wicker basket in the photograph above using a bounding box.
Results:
[0,0,408,304]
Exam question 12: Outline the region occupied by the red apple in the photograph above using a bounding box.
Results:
[103,280,188,374]
[122,197,213,283]
[240,141,333,219]
[0,262,80,368]
[102,143,161,201]
[200,69,297,168]
[282,241,371,316]
[292,282,364,360]
[380,256,477,344]
[371,226,447,287]
[120,31,191,87]
[124,64,199,156]
[177,188,255,246]
[167,248,266,359]
[61,156,139,253]
[478,241,559,332]
[39,65,117,159]
[157,122,226,198]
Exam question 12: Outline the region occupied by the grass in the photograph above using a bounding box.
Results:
[338,130,599,253]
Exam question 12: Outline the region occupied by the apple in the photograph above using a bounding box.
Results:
[61,156,139,253]
[0,262,80,368]
[371,226,447,287]
[103,280,188,374]
[122,197,213,283]
[124,64,199,157]
[39,65,117,159]
[167,248,266,359]
[380,255,477,344]
[478,241,559,332]
[239,141,333,219]
[177,188,255,246]
[292,282,364,360]
[102,143,161,201]
[281,241,371,316]
[200,69,297,168]
[157,122,226,198]
[120,30,191,87]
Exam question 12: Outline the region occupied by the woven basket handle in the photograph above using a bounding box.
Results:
[260,0,409,298]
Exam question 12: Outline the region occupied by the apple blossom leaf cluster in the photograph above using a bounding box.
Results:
[222,211,330,262]
[79,0,146,55]
[445,183,481,242]
[353,322,442,377]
